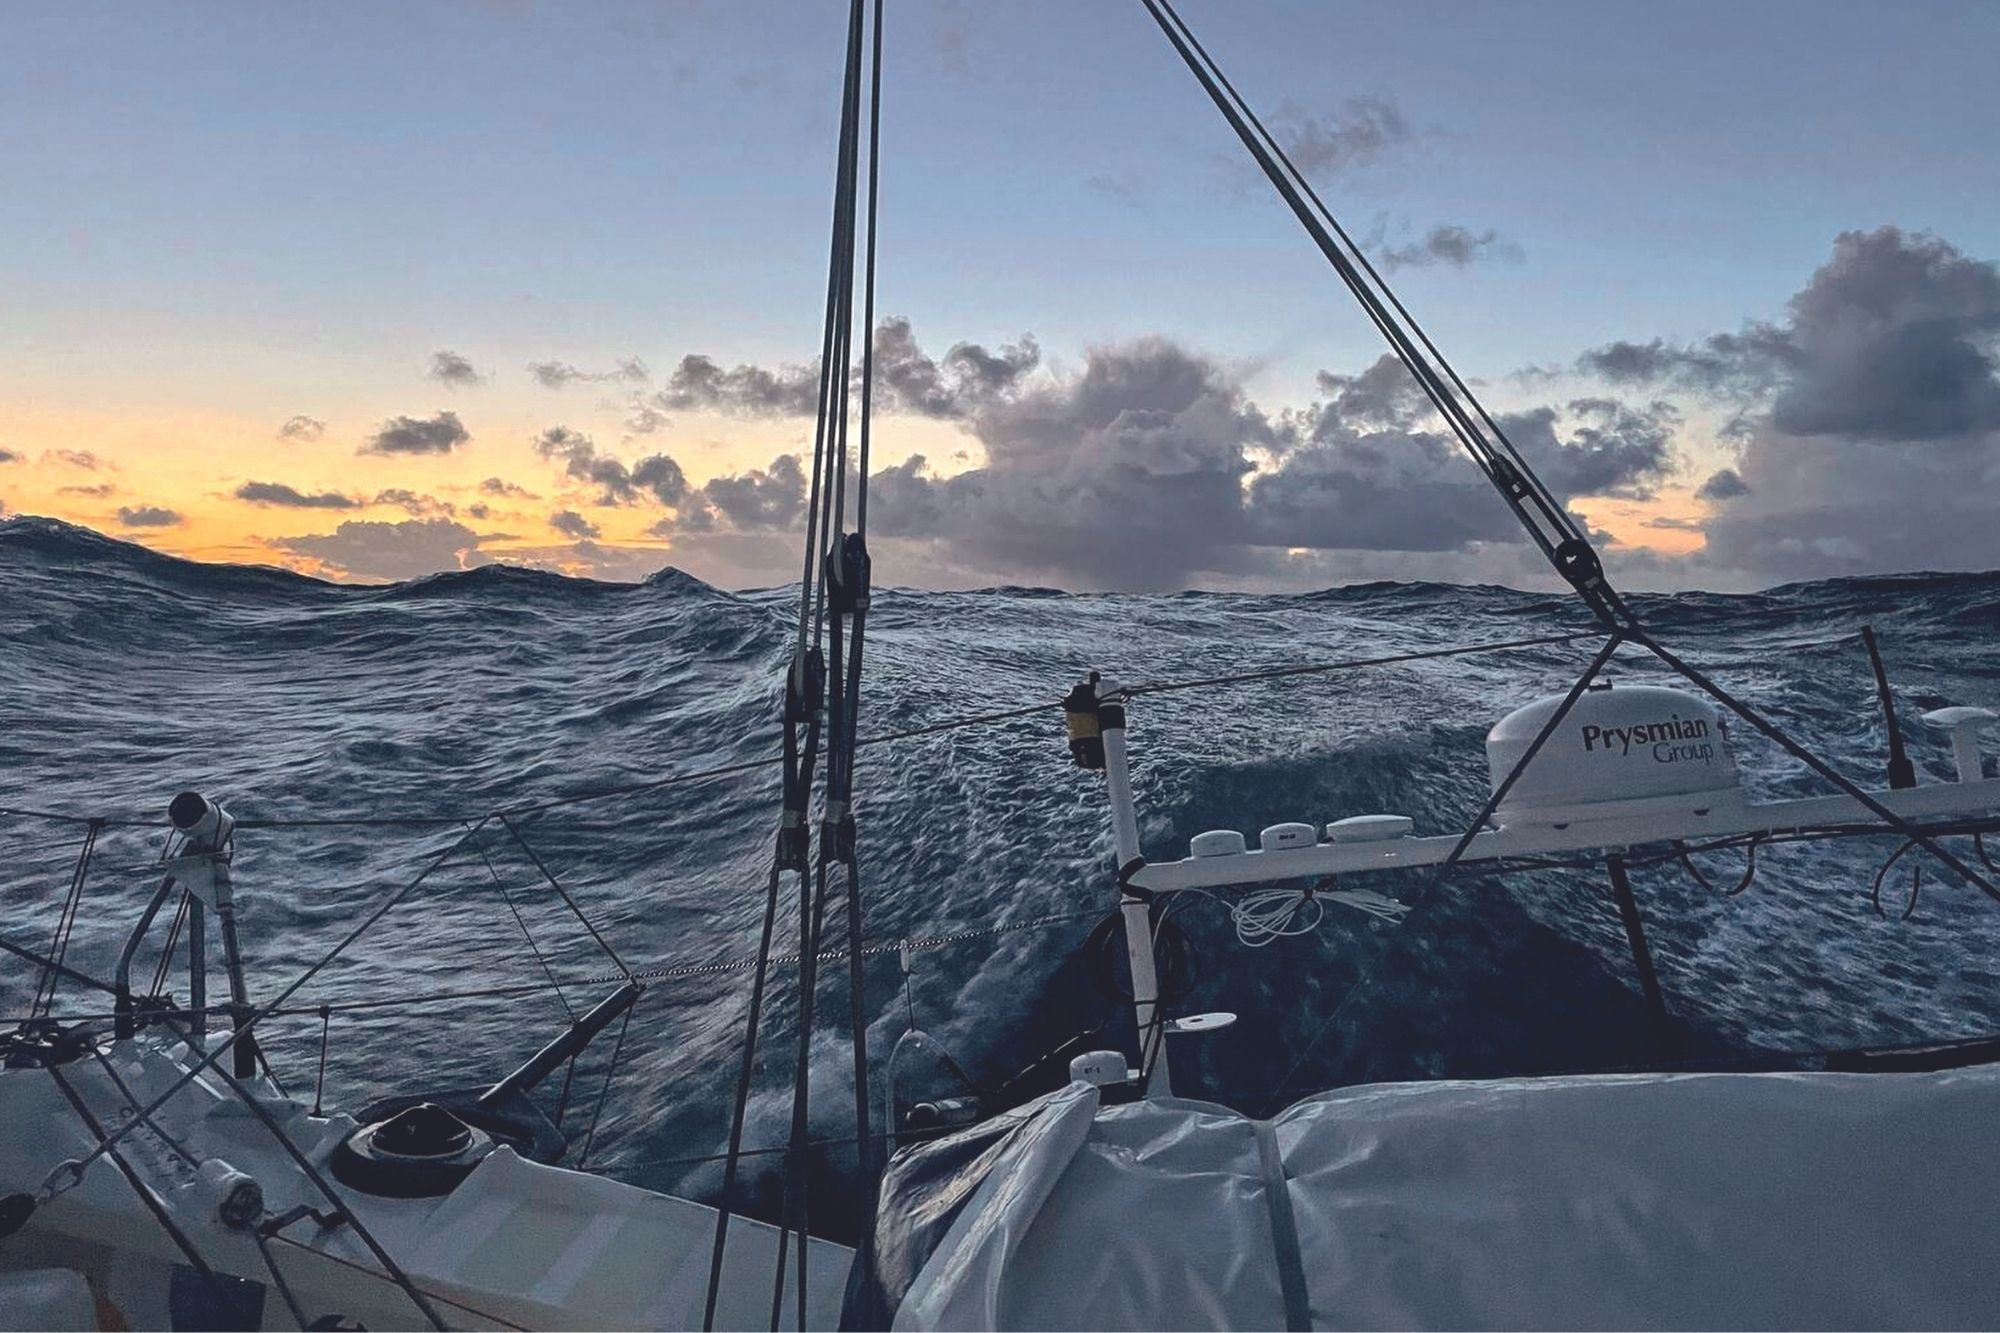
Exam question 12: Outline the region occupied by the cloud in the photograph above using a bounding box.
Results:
[236,480,359,509]
[1269,95,1412,177]
[361,411,471,456]
[532,426,690,508]
[58,483,116,498]
[1377,224,1524,272]
[700,454,807,529]
[549,509,600,540]
[654,354,822,417]
[666,341,1677,590]
[278,415,326,443]
[0,448,17,464]
[1696,467,1749,501]
[479,476,536,499]
[1572,227,2000,580]
[528,357,649,388]
[373,488,455,517]
[117,505,182,527]
[624,400,671,435]
[272,517,483,582]
[46,449,101,469]
[872,317,1040,419]
[427,350,485,388]
[642,319,1041,426]
[1574,331,1792,398]
[910,345,1658,586]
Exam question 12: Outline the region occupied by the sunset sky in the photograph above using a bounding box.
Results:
[5,1,2000,590]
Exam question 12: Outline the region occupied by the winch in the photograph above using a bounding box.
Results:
[1486,681,1742,824]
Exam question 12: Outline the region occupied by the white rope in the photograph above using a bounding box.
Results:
[1230,889,1326,948]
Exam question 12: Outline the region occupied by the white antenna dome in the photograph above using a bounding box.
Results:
[1486,682,1742,824]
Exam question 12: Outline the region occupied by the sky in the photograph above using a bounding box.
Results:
[3,0,1999,591]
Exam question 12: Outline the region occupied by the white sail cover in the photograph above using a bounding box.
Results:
[884,1065,2000,1330]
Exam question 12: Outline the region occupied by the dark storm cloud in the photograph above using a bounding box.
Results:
[117,505,181,527]
[361,411,471,456]
[427,350,485,388]
[1269,95,1411,177]
[533,426,689,507]
[669,340,1677,590]
[1377,224,1524,272]
[549,509,600,540]
[1577,226,2000,441]
[1574,227,2000,580]
[1239,365,1671,562]
[1696,468,1749,501]
[527,357,650,389]
[1526,397,1676,498]
[876,345,1659,588]
[272,518,483,582]
[236,480,360,509]
[278,415,326,442]
[701,454,808,529]
[1768,228,2000,440]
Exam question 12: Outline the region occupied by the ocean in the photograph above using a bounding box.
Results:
[5,514,2000,1240]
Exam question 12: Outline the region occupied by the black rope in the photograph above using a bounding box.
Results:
[1633,630,2000,905]
[312,1004,331,1117]
[1871,839,1923,922]
[702,864,786,1332]
[185,1032,449,1331]
[87,1044,202,1171]
[554,1050,578,1132]
[0,929,117,996]
[254,1228,314,1331]
[1677,837,1761,897]
[47,1064,216,1278]
[264,1233,530,1332]
[149,891,189,997]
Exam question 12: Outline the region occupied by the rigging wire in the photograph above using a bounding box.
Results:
[1137,0,1628,628]
[467,823,576,1022]
[38,816,495,1188]
[498,812,631,979]
[32,818,100,1018]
